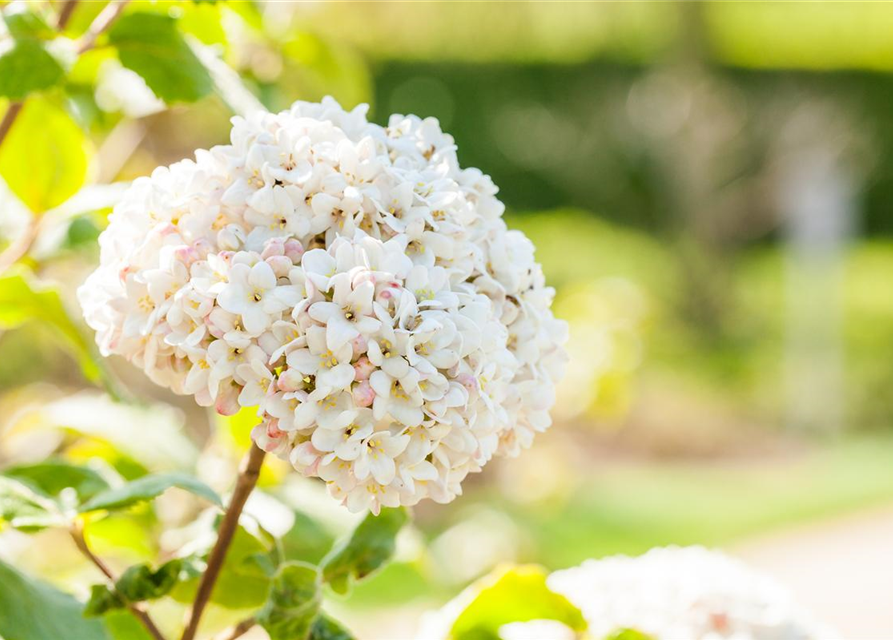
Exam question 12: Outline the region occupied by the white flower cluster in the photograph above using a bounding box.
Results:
[79,97,567,513]
[548,547,830,640]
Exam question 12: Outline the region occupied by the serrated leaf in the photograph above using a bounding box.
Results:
[0,558,109,640]
[0,269,103,384]
[257,562,322,640]
[0,39,64,99]
[0,98,88,212]
[3,460,112,503]
[0,475,65,531]
[320,507,409,595]
[84,584,126,617]
[309,614,355,640]
[108,12,212,103]
[116,558,183,602]
[449,566,587,640]
[79,472,222,513]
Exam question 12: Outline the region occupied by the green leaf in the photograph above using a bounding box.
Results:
[85,558,188,616]
[449,566,587,640]
[0,558,108,640]
[84,584,126,617]
[108,12,212,103]
[3,460,112,503]
[257,562,322,640]
[79,472,222,513]
[321,507,409,595]
[169,525,271,609]
[309,614,355,640]
[281,509,337,565]
[0,475,64,531]
[0,98,88,212]
[0,269,103,384]
[3,8,55,40]
[0,39,64,99]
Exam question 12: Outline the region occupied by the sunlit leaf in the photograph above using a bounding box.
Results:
[320,507,409,595]
[309,614,355,640]
[0,98,88,212]
[0,558,108,640]
[0,39,64,99]
[79,472,222,513]
[0,269,103,384]
[449,566,587,640]
[108,12,212,103]
[257,561,322,640]
[39,393,199,471]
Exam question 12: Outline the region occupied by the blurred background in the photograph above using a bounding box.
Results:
[3,1,893,637]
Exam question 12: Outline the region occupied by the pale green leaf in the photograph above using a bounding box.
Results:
[257,562,322,640]
[0,475,65,531]
[79,472,222,513]
[0,558,109,640]
[0,98,88,212]
[449,565,587,640]
[108,12,212,103]
[0,269,103,384]
[320,507,409,595]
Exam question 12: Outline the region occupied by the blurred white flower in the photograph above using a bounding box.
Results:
[549,546,833,640]
[79,97,567,513]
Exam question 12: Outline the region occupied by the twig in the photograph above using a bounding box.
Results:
[76,0,129,54]
[70,522,167,640]
[0,216,38,273]
[180,445,267,640]
[212,618,256,640]
[56,0,79,30]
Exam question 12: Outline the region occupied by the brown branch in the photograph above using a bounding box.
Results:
[76,0,129,54]
[0,101,23,148]
[211,618,256,640]
[180,444,267,640]
[56,0,79,30]
[70,522,167,640]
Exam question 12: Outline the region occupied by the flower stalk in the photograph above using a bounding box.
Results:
[180,444,266,640]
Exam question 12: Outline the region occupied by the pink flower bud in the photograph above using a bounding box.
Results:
[351,335,368,358]
[215,383,241,416]
[352,380,375,407]
[261,237,285,259]
[266,255,292,278]
[353,355,375,381]
[278,369,304,392]
[284,238,304,263]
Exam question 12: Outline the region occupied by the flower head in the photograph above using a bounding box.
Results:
[79,97,567,513]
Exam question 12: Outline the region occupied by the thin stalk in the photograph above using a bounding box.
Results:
[180,444,267,640]
[211,618,255,640]
[70,523,167,640]
[77,0,129,54]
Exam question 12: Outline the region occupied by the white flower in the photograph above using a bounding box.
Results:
[79,96,567,513]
